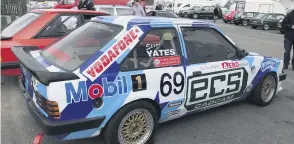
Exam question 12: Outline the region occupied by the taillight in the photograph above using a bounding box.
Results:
[35,91,60,119]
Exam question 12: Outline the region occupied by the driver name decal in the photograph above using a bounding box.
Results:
[83,26,144,81]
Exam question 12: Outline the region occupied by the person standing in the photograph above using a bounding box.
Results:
[141,0,147,13]
[132,0,146,16]
[213,6,219,22]
[281,9,294,70]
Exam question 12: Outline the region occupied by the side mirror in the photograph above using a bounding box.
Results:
[238,49,248,59]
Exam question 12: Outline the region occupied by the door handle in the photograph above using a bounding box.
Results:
[193,71,202,76]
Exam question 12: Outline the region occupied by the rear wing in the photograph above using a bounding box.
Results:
[11,46,79,86]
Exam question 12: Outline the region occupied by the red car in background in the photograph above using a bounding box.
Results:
[1,9,108,76]
[54,0,129,9]
[222,11,239,24]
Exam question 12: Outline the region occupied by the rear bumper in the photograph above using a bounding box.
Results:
[1,62,19,69]
[18,76,106,136]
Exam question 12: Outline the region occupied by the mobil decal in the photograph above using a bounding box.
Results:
[65,76,128,104]
[83,26,144,81]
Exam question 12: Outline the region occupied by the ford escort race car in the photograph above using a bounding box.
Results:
[13,16,287,144]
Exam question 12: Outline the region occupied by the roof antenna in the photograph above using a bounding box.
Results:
[77,0,96,10]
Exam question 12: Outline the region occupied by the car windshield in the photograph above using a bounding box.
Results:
[41,22,123,71]
[254,13,265,19]
[1,12,41,37]
[190,6,200,10]
[157,12,178,18]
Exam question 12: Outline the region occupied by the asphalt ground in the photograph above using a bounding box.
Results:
[1,20,294,144]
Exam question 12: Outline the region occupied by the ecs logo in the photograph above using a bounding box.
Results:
[65,76,128,104]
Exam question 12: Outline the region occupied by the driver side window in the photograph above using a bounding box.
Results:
[203,7,209,11]
[120,28,182,71]
[181,27,238,64]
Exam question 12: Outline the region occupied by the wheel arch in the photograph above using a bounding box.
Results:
[103,98,162,127]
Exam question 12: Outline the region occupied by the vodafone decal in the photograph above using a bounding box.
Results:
[83,26,144,81]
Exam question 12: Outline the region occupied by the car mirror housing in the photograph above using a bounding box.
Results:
[238,49,248,59]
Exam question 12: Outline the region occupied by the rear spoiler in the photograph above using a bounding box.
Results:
[1,36,12,40]
[11,46,79,86]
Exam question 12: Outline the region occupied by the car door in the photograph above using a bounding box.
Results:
[200,6,210,17]
[33,14,83,49]
[208,6,215,17]
[179,26,251,112]
[119,27,186,120]
[264,14,276,28]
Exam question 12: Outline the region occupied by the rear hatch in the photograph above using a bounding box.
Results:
[13,46,79,119]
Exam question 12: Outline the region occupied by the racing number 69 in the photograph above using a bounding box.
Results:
[160,72,184,97]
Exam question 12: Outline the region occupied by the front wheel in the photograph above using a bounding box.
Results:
[103,101,158,144]
[248,74,277,106]
[192,13,199,19]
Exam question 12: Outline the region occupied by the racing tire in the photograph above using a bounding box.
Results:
[248,74,277,107]
[251,26,257,29]
[242,20,248,26]
[224,21,228,23]
[263,24,270,30]
[103,101,158,144]
[184,13,188,18]
[192,14,199,19]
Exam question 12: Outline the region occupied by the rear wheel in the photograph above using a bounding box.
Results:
[192,13,199,19]
[248,74,277,106]
[103,101,158,144]
[263,24,270,30]
[184,13,188,18]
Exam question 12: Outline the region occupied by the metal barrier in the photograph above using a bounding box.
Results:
[1,4,27,16]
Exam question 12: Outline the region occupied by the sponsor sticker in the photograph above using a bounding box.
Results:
[167,109,181,117]
[83,26,144,81]
[65,76,128,104]
[168,101,183,107]
[153,56,181,67]
[261,59,276,72]
[222,61,240,69]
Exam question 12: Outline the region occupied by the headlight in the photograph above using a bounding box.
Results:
[261,21,263,24]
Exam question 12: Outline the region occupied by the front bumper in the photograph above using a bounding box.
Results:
[18,76,106,136]
[234,19,241,24]
[279,73,287,81]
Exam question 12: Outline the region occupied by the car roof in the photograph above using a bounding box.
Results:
[92,16,214,27]
[94,5,131,8]
[31,9,108,14]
